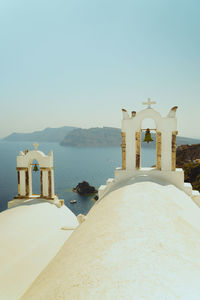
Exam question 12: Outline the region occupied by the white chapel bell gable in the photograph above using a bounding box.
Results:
[98,99,200,205]
[8,143,63,208]
[121,98,178,172]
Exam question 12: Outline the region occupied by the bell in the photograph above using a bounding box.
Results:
[143,128,153,143]
[33,164,39,172]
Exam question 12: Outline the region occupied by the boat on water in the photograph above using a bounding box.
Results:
[70,200,77,204]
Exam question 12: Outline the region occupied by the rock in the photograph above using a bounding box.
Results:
[94,195,99,201]
[73,181,98,195]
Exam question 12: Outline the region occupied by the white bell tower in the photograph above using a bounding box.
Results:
[98,100,200,204]
[8,143,64,208]
[121,99,178,172]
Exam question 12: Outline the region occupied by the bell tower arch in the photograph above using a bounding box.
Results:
[98,99,200,204]
[9,143,63,208]
[121,100,178,172]
[98,100,187,200]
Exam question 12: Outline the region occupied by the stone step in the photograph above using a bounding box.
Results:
[98,185,106,198]
[192,190,200,197]
[106,178,114,185]
[99,185,106,191]
[183,182,193,195]
[191,190,200,207]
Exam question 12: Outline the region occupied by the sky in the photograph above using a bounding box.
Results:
[0,0,200,139]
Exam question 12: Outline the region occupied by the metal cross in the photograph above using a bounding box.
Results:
[142,98,156,109]
[33,142,39,150]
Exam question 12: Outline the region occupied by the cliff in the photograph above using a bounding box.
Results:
[176,144,200,166]
[177,144,200,192]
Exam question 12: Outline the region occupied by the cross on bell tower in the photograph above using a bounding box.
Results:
[142,98,156,109]
[33,142,39,150]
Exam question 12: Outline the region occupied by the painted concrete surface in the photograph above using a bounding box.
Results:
[0,200,78,300]
[22,182,200,300]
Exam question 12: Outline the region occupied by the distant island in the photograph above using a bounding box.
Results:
[2,126,200,147]
[3,126,76,143]
[61,128,200,147]
[60,127,121,147]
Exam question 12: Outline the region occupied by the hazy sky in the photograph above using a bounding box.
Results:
[0,0,200,138]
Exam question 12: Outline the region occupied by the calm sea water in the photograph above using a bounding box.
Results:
[0,141,156,215]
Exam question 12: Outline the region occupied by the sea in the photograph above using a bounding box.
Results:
[0,141,156,215]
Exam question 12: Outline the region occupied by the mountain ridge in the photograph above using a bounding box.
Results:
[2,126,200,147]
[3,126,77,143]
[61,127,200,147]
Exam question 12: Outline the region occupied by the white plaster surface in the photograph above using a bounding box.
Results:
[22,182,200,300]
[17,150,53,168]
[0,200,78,300]
[99,168,186,200]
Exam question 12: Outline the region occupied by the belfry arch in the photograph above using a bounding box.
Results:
[99,99,200,204]
[136,112,162,170]
[9,143,63,208]
[99,100,183,199]
[140,118,157,168]
[30,158,40,195]
[121,100,178,172]
[16,143,55,199]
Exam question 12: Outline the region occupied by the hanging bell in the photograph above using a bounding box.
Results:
[33,164,39,172]
[143,128,153,143]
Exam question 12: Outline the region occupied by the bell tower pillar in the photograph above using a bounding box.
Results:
[156,131,162,170]
[121,132,126,170]
[172,131,178,171]
[135,132,141,169]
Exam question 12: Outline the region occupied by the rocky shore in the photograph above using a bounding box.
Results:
[176,144,200,192]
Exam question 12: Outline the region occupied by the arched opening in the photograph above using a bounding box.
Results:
[141,118,157,168]
[30,159,41,196]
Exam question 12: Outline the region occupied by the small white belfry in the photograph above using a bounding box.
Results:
[9,143,64,208]
[99,100,200,204]
[121,98,178,171]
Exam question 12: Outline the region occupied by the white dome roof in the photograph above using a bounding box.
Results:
[0,200,78,300]
[21,182,200,300]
